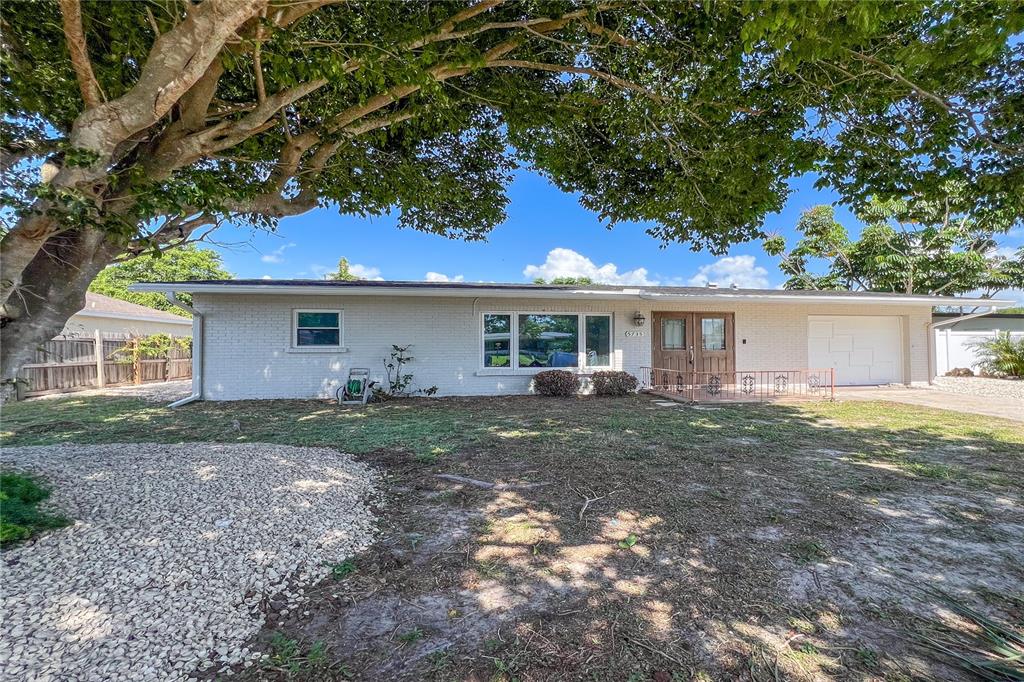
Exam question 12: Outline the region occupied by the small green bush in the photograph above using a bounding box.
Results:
[0,471,70,546]
[591,370,639,396]
[532,370,580,396]
[969,332,1024,377]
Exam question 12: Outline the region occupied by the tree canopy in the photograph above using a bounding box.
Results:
[1,0,1023,381]
[89,245,232,313]
[765,196,1024,298]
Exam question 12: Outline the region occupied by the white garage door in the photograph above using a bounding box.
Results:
[808,315,903,386]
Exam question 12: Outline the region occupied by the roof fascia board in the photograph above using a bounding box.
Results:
[130,283,639,300]
[128,282,1014,308]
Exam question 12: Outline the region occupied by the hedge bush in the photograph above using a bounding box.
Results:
[533,370,580,396]
[591,370,639,396]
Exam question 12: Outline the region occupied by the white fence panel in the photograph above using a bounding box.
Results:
[935,329,1024,375]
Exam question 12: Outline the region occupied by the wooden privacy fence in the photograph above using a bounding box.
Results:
[17,333,191,398]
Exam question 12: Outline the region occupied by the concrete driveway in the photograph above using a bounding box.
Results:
[838,386,1024,422]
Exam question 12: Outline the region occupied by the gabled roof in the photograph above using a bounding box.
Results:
[129,279,1015,308]
[78,292,192,325]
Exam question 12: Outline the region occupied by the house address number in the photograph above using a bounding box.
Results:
[624,330,645,337]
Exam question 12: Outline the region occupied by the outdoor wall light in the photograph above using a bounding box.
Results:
[632,311,646,327]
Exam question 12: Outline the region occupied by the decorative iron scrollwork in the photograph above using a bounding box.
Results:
[807,374,821,394]
[706,374,722,396]
[741,374,756,395]
[675,373,685,392]
[774,374,789,394]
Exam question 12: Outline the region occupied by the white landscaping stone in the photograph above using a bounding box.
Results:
[0,443,381,681]
[930,376,1024,401]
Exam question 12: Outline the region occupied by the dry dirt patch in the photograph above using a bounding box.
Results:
[229,398,1023,681]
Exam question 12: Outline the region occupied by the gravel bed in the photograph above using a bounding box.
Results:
[0,443,381,681]
[930,376,1024,401]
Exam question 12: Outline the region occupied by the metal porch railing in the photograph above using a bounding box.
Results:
[639,367,836,402]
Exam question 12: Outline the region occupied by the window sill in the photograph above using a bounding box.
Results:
[286,346,350,354]
[475,368,612,377]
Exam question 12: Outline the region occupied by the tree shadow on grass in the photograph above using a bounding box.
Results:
[208,399,1023,681]
[3,395,1021,680]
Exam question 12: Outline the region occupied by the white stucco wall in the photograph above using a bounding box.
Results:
[60,313,192,340]
[192,293,933,400]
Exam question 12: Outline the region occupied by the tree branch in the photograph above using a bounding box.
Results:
[846,49,1024,155]
[487,59,665,103]
[59,0,104,108]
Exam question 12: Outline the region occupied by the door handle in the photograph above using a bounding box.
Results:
[688,345,694,365]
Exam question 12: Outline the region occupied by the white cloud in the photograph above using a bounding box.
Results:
[687,255,770,289]
[523,248,655,285]
[424,271,465,283]
[260,242,296,264]
[261,274,273,280]
[308,262,383,280]
[350,264,384,281]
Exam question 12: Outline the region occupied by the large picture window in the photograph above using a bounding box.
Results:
[481,312,612,370]
[518,314,579,367]
[294,310,342,347]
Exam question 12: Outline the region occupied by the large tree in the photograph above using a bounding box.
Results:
[765,196,1024,298]
[89,245,232,314]
[2,1,1023,385]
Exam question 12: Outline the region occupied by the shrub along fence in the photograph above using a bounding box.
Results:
[16,333,192,398]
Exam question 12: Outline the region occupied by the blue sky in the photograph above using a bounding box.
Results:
[210,169,1022,299]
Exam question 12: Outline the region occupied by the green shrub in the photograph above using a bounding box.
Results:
[969,332,1024,377]
[0,471,70,546]
[532,370,580,396]
[591,371,639,396]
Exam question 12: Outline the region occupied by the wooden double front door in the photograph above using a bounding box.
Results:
[651,312,736,377]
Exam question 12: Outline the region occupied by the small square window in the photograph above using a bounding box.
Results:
[295,310,341,347]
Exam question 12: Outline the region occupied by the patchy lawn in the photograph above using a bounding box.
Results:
[2,395,1022,680]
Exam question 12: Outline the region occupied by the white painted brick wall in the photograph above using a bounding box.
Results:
[192,293,933,400]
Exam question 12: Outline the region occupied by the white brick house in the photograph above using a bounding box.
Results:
[130,280,1013,402]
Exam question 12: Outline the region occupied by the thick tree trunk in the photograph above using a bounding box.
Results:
[0,227,121,395]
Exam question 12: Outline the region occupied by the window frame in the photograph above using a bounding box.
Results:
[479,311,613,372]
[292,308,344,349]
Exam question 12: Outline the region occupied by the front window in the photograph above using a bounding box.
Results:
[482,312,612,370]
[295,310,341,347]
[483,314,511,367]
[518,314,579,367]
[585,315,611,367]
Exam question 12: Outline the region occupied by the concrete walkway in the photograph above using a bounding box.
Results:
[838,386,1024,423]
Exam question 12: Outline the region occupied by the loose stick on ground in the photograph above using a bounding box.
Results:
[568,484,619,521]
[435,474,551,490]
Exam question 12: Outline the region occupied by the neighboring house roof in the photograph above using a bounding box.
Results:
[130,279,1015,308]
[76,292,192,326]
